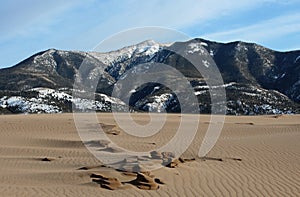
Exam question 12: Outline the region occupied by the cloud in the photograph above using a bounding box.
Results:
[1,0,298,46]
[202,12,300,43]
[2,0,294,47]
[70,0,288,50]
[0,0,84,43]
[88,0,278,29]
[1,0,299,68]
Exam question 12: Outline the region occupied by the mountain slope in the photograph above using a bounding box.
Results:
[0,39,299,115]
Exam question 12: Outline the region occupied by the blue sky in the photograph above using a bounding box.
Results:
[1,0,300,68]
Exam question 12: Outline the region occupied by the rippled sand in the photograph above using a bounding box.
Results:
[0,113,299,196]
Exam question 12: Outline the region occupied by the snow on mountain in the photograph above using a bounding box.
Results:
[0,88,127,114]
[0,38,299,115]
[88,40,165,81]
[202,60,210,68]
[0,96,60,113]
[294,55,300,63]
[90,40,161,65]
[187,42,207,54]
[33,87,72,100]
[138,93,176,113]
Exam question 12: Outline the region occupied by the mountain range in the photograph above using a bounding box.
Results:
[0,38,299,115]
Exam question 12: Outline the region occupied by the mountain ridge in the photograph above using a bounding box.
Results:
[0,38,299,115]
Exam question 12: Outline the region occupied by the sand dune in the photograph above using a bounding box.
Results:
[0,113,299,196]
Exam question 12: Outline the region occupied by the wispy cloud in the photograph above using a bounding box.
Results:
[1,0,295,46]
[70,0,289,50]
[202,12,300,44]
[1,0,299,68]
[0,0,84,43]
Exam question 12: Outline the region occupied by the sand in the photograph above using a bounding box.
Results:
[0,113,299,196]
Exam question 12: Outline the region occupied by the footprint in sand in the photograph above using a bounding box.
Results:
[99,123,120,135]
[41,157,53,162]
[98,147,123,153]
[86,150,198,191]
[84,139,111,148]
[38,157,59,162]
[150,150,195,168]
[91,174,123,190]
[200,157,242,162]
[84,139,123,153]
[91,172,164,190]
[127,173,160,190]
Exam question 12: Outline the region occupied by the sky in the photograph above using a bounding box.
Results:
[1,0,300,68]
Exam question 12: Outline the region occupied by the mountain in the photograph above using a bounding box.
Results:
[0,39,299,115]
